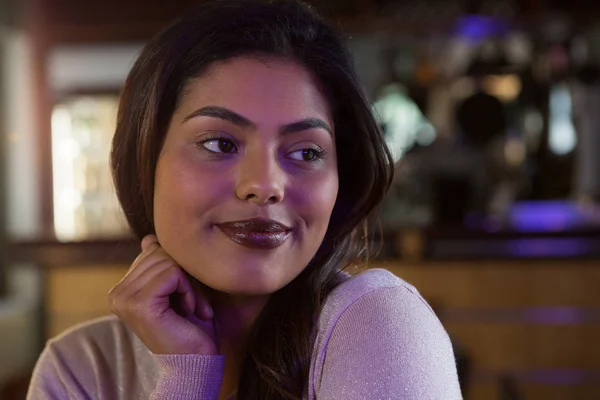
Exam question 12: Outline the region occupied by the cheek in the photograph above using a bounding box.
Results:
[154,154,228,225]
[318,175,339,217]
[290,171,339,227]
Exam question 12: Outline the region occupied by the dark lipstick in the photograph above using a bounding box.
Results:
[217,218,291,249]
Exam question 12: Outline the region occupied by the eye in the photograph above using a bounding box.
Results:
[288,147,325,162]
[201,137,237,154]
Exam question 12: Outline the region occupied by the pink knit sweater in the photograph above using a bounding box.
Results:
[27,268,462,399]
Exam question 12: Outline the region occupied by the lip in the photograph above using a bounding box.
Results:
[216,218,292,250]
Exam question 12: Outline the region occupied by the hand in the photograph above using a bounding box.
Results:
[108,234,218,355]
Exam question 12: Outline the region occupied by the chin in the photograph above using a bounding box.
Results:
[201,267,295,297]
[216,277,288,296]
[184,250,306,296]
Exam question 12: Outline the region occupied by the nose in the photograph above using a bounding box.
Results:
[235,149,285,205]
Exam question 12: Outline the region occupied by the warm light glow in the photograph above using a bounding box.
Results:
[51,108,78,241]
[51,97,127,241]
[482,74,521,102]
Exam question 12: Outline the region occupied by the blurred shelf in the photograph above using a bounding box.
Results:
[424,227,600,260]
[10,226,600,270]
[9,239,139,268]
[377,227,600,261]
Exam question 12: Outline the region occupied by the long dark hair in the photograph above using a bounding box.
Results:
[110,1,394,398]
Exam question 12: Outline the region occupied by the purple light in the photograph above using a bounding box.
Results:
[523,307,589,324]
[508,238,591,257]
[509,201,590,232]
[454,16,509,40]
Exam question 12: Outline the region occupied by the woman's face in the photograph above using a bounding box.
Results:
[154,57,338,295]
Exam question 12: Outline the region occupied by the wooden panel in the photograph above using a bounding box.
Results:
[46,265,129,337]
[529,265,600,306]
[372,261,600,308]
[466,382,498,400]
[447,323,600,370]
[519,384,600,400]
[527,324,600,369]
[12,240,139,268]
[48,312,114,339]
[449,323,530,370]
[47,265,128,313]
[466,382,600,400]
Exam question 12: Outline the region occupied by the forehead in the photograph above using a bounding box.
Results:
[176,57,333,125]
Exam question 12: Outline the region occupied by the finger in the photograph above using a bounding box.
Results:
[141,234,159,252]
[120,244,168,284]
[116,258,179,298]
[110,248,172,306]
[194,286,213,321]
[189,276,215,321]
[188,276,214,320]
[135,265,196,317]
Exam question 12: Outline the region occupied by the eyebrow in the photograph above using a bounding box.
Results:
[182,106,333,137]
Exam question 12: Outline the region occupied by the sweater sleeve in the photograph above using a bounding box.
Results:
[150,354,225,400]
[26,316,226,400]
[316,285,462,400]
[27,344,226,400]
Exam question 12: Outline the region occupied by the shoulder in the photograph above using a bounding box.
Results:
[318,267,450,353]
[319,267,436,327]
[45,314,142,361]
[309,268,461,399]
[51,314,129,340]
[29,315,156,399]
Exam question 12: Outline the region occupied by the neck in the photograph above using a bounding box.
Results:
[212,292,270,344]
[211,291,270,399]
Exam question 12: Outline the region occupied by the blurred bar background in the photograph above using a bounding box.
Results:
[1,0,600,399]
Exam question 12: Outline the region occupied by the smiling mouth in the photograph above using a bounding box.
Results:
[216,218,291,250]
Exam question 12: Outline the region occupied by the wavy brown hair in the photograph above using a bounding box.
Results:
[110,0,394,398]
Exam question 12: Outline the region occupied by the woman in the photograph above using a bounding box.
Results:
[28,1,461,399]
